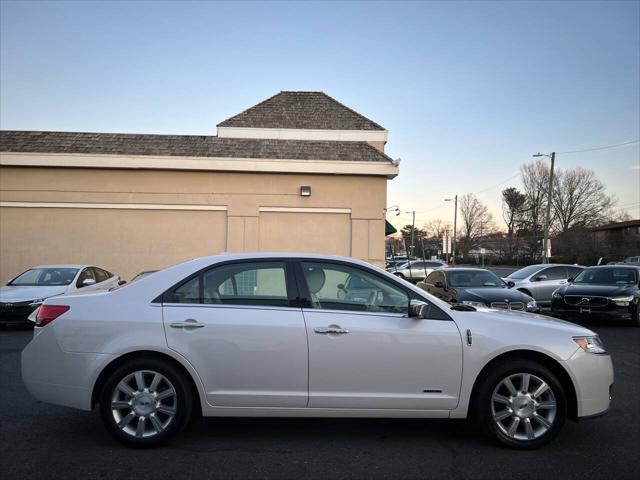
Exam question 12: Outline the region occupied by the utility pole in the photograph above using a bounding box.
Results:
[445,195,458,264]
[535,152,556,264]
[406,210,416,257]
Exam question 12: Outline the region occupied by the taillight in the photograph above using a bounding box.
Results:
[35,305,70,327]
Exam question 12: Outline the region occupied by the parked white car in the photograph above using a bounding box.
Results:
[0,265,121,325]
[21,253,613,449]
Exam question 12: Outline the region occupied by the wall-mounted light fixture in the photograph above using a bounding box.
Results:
[300,186,312,197]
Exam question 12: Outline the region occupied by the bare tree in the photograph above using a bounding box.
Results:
[520,159,551,257]
[423,218,451,240]
[552,167,615,232]
[459,193,493,254]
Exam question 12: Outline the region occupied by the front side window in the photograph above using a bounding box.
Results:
[168,261,290,308]
[9,267,78,286]
[76,268,96,288]
[507,265,545,280]
[301,262,409,314]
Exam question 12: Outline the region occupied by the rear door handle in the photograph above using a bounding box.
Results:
[170,319,205,329]
[314,326,349,334]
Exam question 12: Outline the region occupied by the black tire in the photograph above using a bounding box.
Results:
[99,357,193,448]
[474,359,566,449]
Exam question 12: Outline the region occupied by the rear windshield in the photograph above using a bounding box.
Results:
[574,268,638,285]
[9,268,78,286]
[506,265,545,280]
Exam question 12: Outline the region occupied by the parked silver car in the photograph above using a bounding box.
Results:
[504,264,584,307]
[387,259,450,283]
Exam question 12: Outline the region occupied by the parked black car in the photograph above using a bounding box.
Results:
[551,265,640,326]
[417,268,540,312]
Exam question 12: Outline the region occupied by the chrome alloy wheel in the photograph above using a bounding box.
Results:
[110,370,177,438]
[491,372,557,441]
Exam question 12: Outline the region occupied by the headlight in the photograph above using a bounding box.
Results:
[526,300,538,310]
[552,289,562,300]
[29,298,47,307]
[573,336,607,355]
[462,300,486,308]
[610,296,634,306]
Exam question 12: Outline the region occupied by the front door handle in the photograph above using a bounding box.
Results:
[170,319,205,329]
[314,326,349,334]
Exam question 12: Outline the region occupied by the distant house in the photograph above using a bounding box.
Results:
[0,91,399,281]
[592,219,640,259]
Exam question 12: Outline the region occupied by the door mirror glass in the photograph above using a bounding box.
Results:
[506,280,515,288]
[82,278,96,286]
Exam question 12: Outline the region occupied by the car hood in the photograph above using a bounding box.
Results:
[0,285,68,302]
[559,283,637,297]
[466,308,594,336]
[457,287,531,303]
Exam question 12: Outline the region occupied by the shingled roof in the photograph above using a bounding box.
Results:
[0,130,393,163]
[217,91,385,131]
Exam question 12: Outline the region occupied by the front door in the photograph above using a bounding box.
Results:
[531,266,568,303]
[163,260,308,408]
[298,261,463,411]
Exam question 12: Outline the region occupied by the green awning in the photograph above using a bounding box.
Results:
[385,220,397,235]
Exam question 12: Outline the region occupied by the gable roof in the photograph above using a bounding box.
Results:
[0,130,394,163]
[217,91,385,131]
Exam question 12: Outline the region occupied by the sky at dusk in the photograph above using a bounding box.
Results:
[1,0,638,230]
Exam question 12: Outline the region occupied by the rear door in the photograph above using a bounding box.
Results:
[298,260,463,410]
[163,260,308,408]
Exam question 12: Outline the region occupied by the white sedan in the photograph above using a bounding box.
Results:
[21,253,613,449]
[0,264,121,325]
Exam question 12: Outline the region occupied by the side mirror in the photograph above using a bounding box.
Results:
[118,280,127,286]
[506,280,515,288]
[567,276,574,283]
[409,300,430,318]
[434,281,444,289]
[337,283,346,291]
[82,278,96,287]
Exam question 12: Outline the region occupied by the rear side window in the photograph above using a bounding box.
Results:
[93,268,110,283]
[167,261,290,308]
[567,266,583,278]
[76,268,96,288]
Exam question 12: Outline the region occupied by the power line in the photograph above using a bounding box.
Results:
[556,139,639,155]
[473,172,521,195]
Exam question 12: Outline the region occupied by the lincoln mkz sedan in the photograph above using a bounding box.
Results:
[21,253,613,449]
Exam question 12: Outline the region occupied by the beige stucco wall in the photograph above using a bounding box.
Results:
[0,166,387,282]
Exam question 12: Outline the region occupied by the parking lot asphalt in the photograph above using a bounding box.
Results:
[1,320,638,480]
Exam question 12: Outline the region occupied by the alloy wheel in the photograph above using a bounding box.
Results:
[110,370,177,438]
[490,372,557,441]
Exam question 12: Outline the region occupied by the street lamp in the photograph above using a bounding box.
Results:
[533,152,556,264]
[444,196,458,264]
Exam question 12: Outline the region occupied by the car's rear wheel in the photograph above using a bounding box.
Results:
[633,304,640,327]
[99,357,193,448]
[475,359,566,449]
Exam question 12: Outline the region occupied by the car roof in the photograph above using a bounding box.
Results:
[444,268,491,273]
[30,264,90,269]
[585,264,640,270]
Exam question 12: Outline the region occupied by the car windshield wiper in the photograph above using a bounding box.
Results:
[450,304,476,312]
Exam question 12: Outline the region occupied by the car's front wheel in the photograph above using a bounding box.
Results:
[475,359,566,449]
[99,357,193,447]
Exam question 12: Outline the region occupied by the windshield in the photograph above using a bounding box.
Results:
[448,270,505,288]
[507,265,545,280]
[573,268,638,285]
[9,267,78,286]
